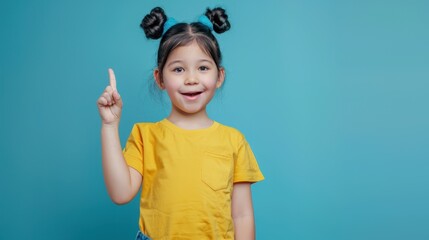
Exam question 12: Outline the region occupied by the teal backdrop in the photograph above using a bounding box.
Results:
[1,0,428,239]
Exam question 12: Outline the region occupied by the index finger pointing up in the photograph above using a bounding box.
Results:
[109,68,117,90]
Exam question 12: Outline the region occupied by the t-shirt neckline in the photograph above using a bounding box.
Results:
[160,118,219,134]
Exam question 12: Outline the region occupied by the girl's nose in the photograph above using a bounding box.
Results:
[184,73,199,85]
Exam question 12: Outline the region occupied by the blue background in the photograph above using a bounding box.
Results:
[1,0,428,239]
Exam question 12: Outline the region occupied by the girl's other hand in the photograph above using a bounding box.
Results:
[97,68,123,126]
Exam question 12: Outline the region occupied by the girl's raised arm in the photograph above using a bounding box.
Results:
[97,69,142,204]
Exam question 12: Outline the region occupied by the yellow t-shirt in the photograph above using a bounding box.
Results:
[123,119,264,240]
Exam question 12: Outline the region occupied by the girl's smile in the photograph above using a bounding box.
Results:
[181,91,203,101]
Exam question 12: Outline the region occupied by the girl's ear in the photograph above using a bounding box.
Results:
[154,68,165,89]
[216,68,225,88]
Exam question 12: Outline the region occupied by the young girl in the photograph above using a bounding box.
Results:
[97,7,264,240]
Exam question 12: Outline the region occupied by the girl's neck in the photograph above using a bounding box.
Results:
[167,109,213,130]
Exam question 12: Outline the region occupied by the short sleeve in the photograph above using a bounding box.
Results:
[123,125,144,175]
[233,138,264,183]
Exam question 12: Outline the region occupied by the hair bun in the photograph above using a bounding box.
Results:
[205,7,231,34]
[140,7,167,39]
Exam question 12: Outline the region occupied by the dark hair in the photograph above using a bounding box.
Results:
[140,7,231,81]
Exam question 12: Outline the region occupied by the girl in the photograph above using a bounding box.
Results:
[97,7,264,240]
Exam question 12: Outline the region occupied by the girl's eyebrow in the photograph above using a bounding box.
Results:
[166,59,214,67]
[166,60,183,67]
[198,59,214,64]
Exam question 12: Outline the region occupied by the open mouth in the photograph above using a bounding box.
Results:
[181,92,203,96]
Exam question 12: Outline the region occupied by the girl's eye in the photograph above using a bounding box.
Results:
[173,67,184,73]
[199,66,209,71]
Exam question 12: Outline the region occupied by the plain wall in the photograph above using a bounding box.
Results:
[0,0,428,239]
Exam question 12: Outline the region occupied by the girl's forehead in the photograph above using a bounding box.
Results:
[167,41,213,62]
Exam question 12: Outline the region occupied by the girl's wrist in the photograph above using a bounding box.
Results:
[101,122,120,130]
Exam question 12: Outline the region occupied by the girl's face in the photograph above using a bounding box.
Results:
[155,40,225,117]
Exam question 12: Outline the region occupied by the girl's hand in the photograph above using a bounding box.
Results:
[97,68,123,126]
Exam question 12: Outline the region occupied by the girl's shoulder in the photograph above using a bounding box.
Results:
[130,121,163,133]
[216,121,246,140]
[133,121,158,127]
